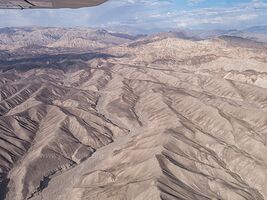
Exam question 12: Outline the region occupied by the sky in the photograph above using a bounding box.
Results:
[0,0,267,33]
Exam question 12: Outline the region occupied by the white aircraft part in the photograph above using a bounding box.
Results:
[0,0,107,9]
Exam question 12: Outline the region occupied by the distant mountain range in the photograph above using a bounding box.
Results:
[104,25,267,43]
[189,26,267,42]
[0,27,143,52]
[0,26,267,55]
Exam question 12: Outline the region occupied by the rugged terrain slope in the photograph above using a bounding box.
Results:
[0,28,267,200]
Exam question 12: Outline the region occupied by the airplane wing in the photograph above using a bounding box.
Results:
[0,0,108,9]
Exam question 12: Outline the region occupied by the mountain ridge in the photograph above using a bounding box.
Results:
[0,27,267,200]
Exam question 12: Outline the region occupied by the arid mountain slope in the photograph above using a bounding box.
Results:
[0,27,139,52]
[0,29,267,200]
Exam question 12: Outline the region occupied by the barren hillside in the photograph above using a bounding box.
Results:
[0,28,267,200]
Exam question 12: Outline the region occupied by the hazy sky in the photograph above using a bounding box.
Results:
[0,0,267,32]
